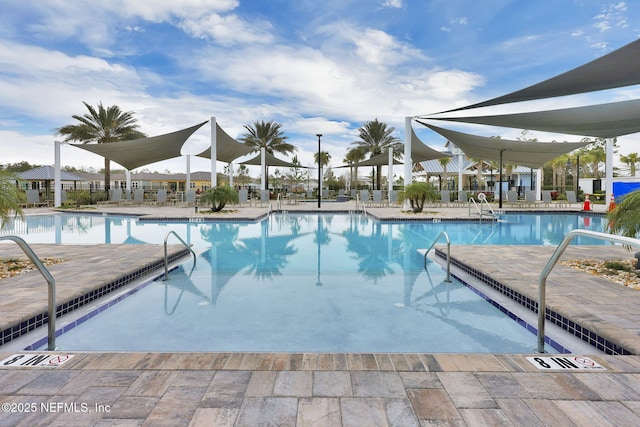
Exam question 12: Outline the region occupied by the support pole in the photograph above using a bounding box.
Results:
[403,117,412,209]
[606,138,613,204]
[54,141,62,207]
[388,148,393,204]
[210,117,217,189]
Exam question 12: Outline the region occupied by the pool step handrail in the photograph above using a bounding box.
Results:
[355,193,367,215]
[163,231,197,281]
[537,229,640,353]
[422,231,451,282]
[0,235,57,350]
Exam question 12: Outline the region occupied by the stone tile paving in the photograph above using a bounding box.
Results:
[0,352,639,425]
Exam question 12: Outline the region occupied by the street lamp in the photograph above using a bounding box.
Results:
[317,134,322,208]
[566,156,580,194]
[498,148,510,209]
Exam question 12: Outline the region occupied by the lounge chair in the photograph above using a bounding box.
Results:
[389,190,399,206]
[359,190,370,205]
[155,189,167,205]
[24,190,48,207]
[184,190,197,206]
[237,189,250,206]
[133,189,145,205]
[439,190,450,207]
[371,190,384,206]
[524,190,538,207]
[456,191,468,207]
[98,188,123,206]
[566,190,579,207]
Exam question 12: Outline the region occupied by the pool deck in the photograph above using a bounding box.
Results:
[2,201,640,425]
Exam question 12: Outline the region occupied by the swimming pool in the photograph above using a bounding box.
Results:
[2,212,609,353]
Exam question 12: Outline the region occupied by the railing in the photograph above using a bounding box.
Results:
[276,193,282,210]
[422,231,451,282]
[163,231,197,281]
[355,193,367,215]
[0,236,56,350]
[536,229,640,353]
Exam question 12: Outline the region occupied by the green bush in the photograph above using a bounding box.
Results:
[402,182,437,212]
[200,185,239,212]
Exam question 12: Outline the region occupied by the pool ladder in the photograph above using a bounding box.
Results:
[537,229,640,353]
[164,231,197,281]
[422,231,451,282]
[0,235,57,350]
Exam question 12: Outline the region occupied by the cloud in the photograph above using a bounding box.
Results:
[593,2,628,32]
[380,0,403,8]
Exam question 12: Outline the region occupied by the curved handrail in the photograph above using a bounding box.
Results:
[422,231,451,282]
[0,235,56,350]
[537,229,640,353]
[164,231,197,281]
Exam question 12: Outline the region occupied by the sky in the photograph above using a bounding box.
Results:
[1,0,639,176]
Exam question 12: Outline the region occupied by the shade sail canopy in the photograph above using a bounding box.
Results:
[239,151,304,168]
[195,124,254,163]
[435,38,640,113]
[422,123,591,168]
[427,99,640,138]
[342,152,404,167]
[71,121,207,170]
[410,127,451,162]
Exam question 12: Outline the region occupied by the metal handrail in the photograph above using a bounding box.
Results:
[164,231,197,281]
[0,235,56,350]
[537,229,640,353]
[276,193,282,210]
[355,193,367,215]
[422,231,451,282]
[477,192,495,216]
[468,197,482,217]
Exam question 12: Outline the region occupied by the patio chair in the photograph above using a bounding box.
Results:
[541,190,552,207]
[25,190,49,207]
[371,190,384,206]
[238,189,250,206]
[389,190,399,206]
[133,189,145,205]
[439,190,451,207]
[184,190,197,206]
[566,190,579,207]
[99,188,123,206]
[155,189,167,205]
[456,191,468,207]
[306,189,314,200]
[524,190,538,207]
[359,190,370,205]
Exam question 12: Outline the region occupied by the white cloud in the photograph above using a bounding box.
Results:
[593,2,628,32]
[380,0,403,8]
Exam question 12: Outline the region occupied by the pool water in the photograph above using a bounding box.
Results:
[3,212,609,353]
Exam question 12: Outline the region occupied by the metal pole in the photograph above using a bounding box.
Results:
[499,149,504,209]
[317,134,322,208]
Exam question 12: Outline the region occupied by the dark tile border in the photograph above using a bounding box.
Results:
[0,249,192,347]
[436,248,633,355]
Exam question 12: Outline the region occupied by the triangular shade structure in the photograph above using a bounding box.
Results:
[436,38,640,113]
[195,124,254,163]
[422,123,591,169]
[410,127,451,162]
[239,151,303,168]
[71,121,208,170]
[341,152,403,167]
[427,99,640,138]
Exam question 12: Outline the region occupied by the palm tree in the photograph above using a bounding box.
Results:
[584,146,606,179]
[352,119,402,190]
[344,147,365,190]
[0,170,23,229]
[240,120,296,190]
[56,102,146,193]
[620,153,639,176]
[314,151,331,192]
[438,157,451,191]
[607,190,640,238]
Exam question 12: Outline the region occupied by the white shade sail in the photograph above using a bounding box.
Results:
[239,151,304,168]
[195,123,254,163]
[422,123,591,168]
[71,121,208,170]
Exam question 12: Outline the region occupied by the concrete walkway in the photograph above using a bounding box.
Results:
[2,202,639,425]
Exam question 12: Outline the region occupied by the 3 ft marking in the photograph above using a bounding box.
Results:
[1,354,75,368]
[526,356,605,370]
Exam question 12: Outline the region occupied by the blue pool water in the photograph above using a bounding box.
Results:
[3,212,609,353]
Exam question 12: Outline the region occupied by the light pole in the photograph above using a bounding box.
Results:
[498,148,509,209]
[317,134,322,208]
